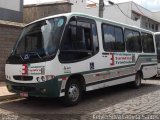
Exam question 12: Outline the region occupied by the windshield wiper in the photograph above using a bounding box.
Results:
[18,54,24,61]
[18,51,42,61]
[27,51,42,59]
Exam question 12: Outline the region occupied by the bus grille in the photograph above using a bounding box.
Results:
[13,76,33,81]
[12,86,35,92]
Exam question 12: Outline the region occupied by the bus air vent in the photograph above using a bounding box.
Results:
[13,76,33,81]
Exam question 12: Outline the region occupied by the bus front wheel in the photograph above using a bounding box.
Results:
[131,73,141,88]
[63,79,82,106]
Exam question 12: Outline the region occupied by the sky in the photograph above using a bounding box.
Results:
[24,0,160,12]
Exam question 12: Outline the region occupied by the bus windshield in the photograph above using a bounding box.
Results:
[12,17,66,59]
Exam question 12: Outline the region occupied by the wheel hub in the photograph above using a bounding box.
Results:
[68,84,79,102]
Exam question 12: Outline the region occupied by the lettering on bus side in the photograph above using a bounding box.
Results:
[90,62,95,70]
[110,53,135,66]
[110,53,115,66]
[64,66,71,74]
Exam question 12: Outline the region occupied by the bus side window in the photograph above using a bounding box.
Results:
[155,35,160,54]
[77,21,93,50]
[102,24,124,52]
[142,33,155,53]
[125,29,142,52]
[59,17,98,63]
[62,20,77,50]
[92,23,99,53]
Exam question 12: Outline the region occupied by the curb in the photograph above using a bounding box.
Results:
[0,94,20,101]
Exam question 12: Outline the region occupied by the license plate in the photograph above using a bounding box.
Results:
[20,92,28,97]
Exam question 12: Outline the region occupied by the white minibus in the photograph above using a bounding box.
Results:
[5,13,157,106]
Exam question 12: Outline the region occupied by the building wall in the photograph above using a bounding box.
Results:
[23,2,72,23]
[153,12,160,22]
[103,2,140,27]
[141,16,159,32]
[71,0,160,32]
[70,0,98,16]
[0,21,24,81]
[153,12,160,31]
[0,0,23,22]
[71,1,140,27]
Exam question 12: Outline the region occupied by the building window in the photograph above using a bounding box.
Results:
[145,23,148,28]
[149,23,151,28]
[156,24,158,31]
[131,11,140,21]
[102,24,124,52]
[125,29,142,52]
[152,24,154,30]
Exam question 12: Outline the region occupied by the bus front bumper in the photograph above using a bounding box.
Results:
[5,78,62,98]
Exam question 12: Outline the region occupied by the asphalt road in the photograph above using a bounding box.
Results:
[0,79,160,120]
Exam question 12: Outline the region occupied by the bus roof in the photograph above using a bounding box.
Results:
[154,32,160,35]
[26,12,154,34]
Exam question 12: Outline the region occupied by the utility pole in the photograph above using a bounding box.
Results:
[99,0,104,18]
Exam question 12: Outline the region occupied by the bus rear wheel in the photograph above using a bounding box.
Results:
[63,79,82,106]
[131,73,141,88]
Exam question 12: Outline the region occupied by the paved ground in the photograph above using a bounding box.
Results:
[0,82,5,87]
[1,79,160,120]
[83,79,160,120]
[0,82,13,96]
[0,82,19,102]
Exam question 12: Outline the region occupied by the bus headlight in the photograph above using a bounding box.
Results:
[6,75,11,80]
[41,88,47,93]
[36,77,40,82]
[41,76,46,82]
[37,75,54,82]
[46,75,55,80]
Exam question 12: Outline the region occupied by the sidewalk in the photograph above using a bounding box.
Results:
[0,82,18,101]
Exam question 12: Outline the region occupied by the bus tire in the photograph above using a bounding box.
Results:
[26,96,36,100]
[63,79,82,106]
[131,73,141,88]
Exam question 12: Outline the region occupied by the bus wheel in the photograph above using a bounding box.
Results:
[132,73,141,88]
[64,79,82,106]
[26,96,36,100]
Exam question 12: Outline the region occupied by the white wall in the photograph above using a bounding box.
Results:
[153,11,160,22]
[70,0,86,13]
[85,7,98,17]
[103,2,140,27]
[70,0,98,16]
[71,1,140,27]
[0,0,20,11]
[70,0,160,31]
